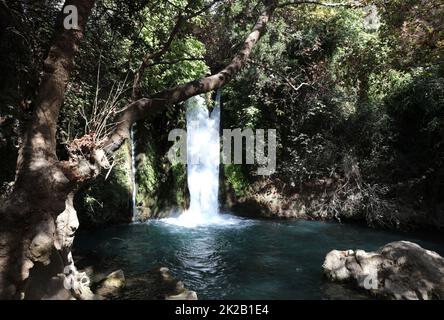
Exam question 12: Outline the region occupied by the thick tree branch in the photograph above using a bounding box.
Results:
[104,2,277,154]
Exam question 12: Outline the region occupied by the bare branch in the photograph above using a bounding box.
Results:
[248,59,310,92]
[187,0,224,19]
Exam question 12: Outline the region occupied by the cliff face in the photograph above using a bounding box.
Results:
[133,123,188,222]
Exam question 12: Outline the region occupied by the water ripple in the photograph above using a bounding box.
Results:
[75,216,444,299]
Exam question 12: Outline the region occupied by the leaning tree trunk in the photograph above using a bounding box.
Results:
[0,0,278,299]
[0,0,97,299]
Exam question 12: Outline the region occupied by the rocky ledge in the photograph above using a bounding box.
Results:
[322,241,444,300]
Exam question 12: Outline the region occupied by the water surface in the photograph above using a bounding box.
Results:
[74,215,444,299]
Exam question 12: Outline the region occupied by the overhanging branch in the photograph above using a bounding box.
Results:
[103,2,277,155]
[103,0,364,155]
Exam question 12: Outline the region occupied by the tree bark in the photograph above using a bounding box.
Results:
[0,0,96,299]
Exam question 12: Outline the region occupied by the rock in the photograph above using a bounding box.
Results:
[95,269,125,298]
[323,241,444,300]
[225,178,340,220]
[135,207,152,222]
[166,290,198,300]
[120,267,198,300]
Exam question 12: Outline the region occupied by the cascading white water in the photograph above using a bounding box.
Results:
[164,91,236,227]
[130,124,138,220]
[186,92,221,222]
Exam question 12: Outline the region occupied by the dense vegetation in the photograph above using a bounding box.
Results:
[222,1,444,229]
[1,0,443,231]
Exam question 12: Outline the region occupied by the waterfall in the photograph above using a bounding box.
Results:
[163,90,234,227]
[186,91,221,221]
[130,124,138,220]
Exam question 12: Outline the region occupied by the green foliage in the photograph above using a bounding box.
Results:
[171,163,187,206]
[224,164,250,197]
[151,36,210,90]
[368,69,413,104]
[136,138,159,208]
[385,66,444,176]
[217,1,444,227]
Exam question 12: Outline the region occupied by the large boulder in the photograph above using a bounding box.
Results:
[322,241,444,300]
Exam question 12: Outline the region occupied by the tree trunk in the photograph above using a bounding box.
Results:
[0,0,96,299]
